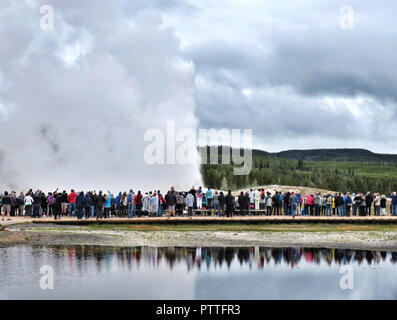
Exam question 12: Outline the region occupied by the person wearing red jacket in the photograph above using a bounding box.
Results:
[68,189,77,216]
[134,191,143,217]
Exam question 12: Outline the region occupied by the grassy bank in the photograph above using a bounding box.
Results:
[29,223,397,233]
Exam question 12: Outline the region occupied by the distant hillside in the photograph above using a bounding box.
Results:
[270,148,397,163]
[202,146,397,163]
[200,146,397,194]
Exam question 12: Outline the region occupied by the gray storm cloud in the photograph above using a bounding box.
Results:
[0,0,202,192]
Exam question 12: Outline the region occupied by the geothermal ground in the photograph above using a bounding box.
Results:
[1,217,397,251]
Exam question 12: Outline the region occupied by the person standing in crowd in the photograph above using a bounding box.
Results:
[225,190,234,217]
[167,187,177,217]
[326,194,333,216]
[218,191,225,216]
[68,189,77,217]
[32,191,42,218]
[283,192,291,216]
[307,193,314,216]
[142,192,150,216]
[1,191,11,221]
[381,195,387,216]
[345,193,352,217]
[40,192,47,217]
[60,191,68,216]
[314,193,322,216]
[336,193,344,217]
[47,192,55,217]
[127,190,135,218]
[289,192,298,218]
[158,191,164,217]
[320,196,327,216]
[213,191,220,216]
[265,192,272,216]
[76,191,85,219]
[189,186,197,209]
[254,189,260,211]
[260,190,266,211]
[10,192,17,217]
[373,193,381,216]
[365,192,374,216]
[17,192,25,216]
[186,191,190,217]
[85,192,92,219]
[150,192,159,217]
[359,193,367,216]
[238,192,246,216]
[24,192,34,217]
[135,191,143,217]
[54,191,62,220]
[104,191,112,218]
[96,191,105,219]
[115,192,122,217]
[391,192,397,217]
[177,192,185,216]
[272,191,280,216]
[296,191,302,216]
[248,189,254,210]
[331,193,337,216]
[206,187,214,210]
[196,187,203,210]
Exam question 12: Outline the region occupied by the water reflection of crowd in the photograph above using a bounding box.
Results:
[46,246,397,271]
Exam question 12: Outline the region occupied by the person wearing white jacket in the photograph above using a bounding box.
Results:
[150,193,159,217]
[254,189,261,211]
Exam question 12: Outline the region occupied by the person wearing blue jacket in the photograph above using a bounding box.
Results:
[391,192,397,216]
[104,192,112,218]
[115,192,122,216]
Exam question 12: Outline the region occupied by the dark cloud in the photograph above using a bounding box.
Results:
[166,0,397,152]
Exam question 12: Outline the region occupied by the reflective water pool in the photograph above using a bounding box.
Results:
[1,245,397,299]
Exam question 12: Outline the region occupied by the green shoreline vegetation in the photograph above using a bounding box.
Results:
[24,223,397,233]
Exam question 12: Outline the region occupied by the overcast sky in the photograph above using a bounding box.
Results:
[159,0,397,153]
[0,0,396,190]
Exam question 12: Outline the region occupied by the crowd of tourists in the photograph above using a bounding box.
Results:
[1,187,397,221]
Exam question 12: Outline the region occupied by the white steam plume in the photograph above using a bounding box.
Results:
[0,0,202,192]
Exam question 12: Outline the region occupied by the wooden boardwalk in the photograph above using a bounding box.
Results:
[26,215,397,225]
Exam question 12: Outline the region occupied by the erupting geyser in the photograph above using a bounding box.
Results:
[0,1,202,192]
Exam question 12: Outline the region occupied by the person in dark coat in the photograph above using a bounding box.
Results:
[365,192,374,216]
[218,192,225,216]
[225,191,234,217]
[244,192,250,216]
[272,192,280,216]
[85,193,92,219]
[76,192,86,219]
[54,192,62,220]
[238,192,245,216]
[96,191,105,219]
[32,192,42,218]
